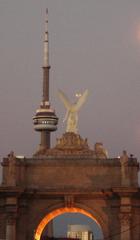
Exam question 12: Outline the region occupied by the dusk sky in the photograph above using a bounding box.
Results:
[0,1,140,164]
[0,1,140,238]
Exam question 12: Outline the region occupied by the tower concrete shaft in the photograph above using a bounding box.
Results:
[43,66,50,103]
[40,131,50,150]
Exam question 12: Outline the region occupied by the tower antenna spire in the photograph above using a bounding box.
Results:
[43,8,49,67]
[33,9,58,155]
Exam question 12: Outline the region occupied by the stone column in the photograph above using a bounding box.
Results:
[119,197,132,240]
[6,216,16,240]
[5,197,17,240]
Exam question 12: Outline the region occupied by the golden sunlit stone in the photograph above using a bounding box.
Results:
[34,207,100,240]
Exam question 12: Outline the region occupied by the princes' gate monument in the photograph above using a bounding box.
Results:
[0,11,140,240]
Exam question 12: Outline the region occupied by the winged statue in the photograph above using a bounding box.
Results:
[58,89,89,133]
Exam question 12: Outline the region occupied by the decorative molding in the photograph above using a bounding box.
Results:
[64,195,74,208]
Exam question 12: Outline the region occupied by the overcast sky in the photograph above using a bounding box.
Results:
[0,0,140,159]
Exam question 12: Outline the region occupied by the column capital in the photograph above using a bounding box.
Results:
[7,213,17,225]
[119,212,132,226]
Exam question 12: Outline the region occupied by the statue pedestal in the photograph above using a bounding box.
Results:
[46,132,94,156]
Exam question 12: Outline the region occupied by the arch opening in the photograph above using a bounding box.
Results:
[34,207,103,240]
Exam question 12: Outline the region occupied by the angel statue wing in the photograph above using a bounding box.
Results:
[58,90,72,110]
[73,89,89,112]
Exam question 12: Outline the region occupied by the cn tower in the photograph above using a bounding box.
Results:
[33,9,58,154]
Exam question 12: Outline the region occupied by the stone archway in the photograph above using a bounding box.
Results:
[34,207,105,240]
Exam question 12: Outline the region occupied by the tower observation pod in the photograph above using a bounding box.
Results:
[33,9,58,153]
